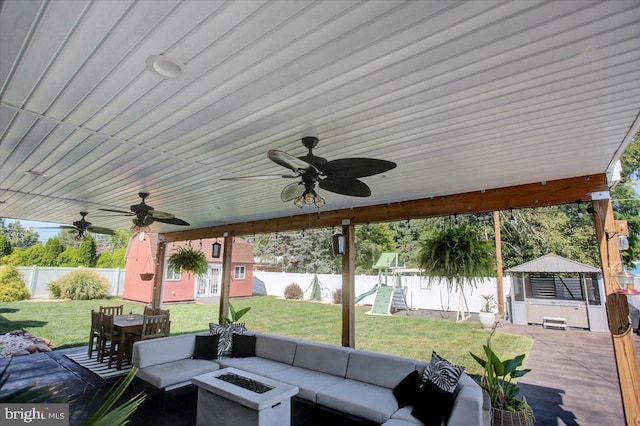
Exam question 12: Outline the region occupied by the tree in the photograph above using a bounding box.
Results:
[79,235,98,267]
[19,243,49,266]
[3,221,39,249]
[354,223,395,274]
[57,247,81,267]
[0,235,11,257]
[251,228,340,273]
[44,237,65,266]
[498,207,599,270]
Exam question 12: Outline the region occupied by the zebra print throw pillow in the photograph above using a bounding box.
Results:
[422,351,465,393]
[209,322,247,356]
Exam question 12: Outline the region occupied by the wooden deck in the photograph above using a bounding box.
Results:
[497,321,640,426]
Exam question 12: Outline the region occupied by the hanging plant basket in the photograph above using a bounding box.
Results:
[168,245,208,278]
[139,273,154,281]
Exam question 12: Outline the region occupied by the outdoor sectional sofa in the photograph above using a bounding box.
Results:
[131,332,488,426]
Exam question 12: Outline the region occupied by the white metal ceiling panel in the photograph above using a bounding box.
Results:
[0,0,638,232]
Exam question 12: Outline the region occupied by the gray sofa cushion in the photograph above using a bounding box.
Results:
[132,334,195,368]
[136,359,219,389]
[346,350,417,389]
[317,378,399,424]
[255,333,299,364]
[293,341,352,377]
[445,374,483,426]
[266,365,346,403]
[389,406,423,425]
[216,356,293,376]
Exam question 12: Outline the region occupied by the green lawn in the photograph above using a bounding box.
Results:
[0,296,532,375]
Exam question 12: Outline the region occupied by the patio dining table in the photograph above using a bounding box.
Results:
[113,313,143,370]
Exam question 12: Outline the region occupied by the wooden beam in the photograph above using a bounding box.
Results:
[218,236,233,325]
[592,198,640,426]
[341,223,355,348]
[494,211,505,315]
[152,241,166,309]
[160,174,607,242]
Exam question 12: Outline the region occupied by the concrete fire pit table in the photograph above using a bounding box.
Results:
[191,367,299,426]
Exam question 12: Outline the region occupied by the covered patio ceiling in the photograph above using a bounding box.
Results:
[1,1,639,234]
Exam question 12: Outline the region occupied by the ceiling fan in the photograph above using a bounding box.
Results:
[99,192,190,228]
[223,137,396,208]
[44,211,115,238]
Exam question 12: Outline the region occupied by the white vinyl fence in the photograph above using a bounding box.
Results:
[252,271,511,313]
[15,266,125,299]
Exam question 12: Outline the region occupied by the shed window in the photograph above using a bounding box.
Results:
[234,265,246,280]
[166,266,182,281]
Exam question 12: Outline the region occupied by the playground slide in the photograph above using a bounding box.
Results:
[354,285,380,304]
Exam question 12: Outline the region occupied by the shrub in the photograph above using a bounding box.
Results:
[283,283,303,300]
[48,269,109,300]
[0,266,30,302]
[332,288,342,304]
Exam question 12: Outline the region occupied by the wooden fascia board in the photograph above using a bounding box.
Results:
[160,174,607,242]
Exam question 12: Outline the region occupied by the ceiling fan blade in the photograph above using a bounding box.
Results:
[281,182,305,202]
[319,178,371,197]
[322,158,396,179]
[154,216,190,226]
[98,208,134,216]
[87,226,116,235]
[222,174,298,181]
[148,210,175,220]
[268,150,315,173]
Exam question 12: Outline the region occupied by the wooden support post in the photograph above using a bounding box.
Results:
[218,235,233,325]
[494,211,505,315]
[152,241,166,309]
[592,198,640,426]
[341,223,355,348]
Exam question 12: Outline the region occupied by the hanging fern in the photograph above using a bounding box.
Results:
[168,245,208,278]
[419,222,495,292]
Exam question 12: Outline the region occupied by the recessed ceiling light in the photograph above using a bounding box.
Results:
[24,170,48,177]
[146,54,185,79]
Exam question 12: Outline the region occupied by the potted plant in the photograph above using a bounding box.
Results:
[469,325,535,426]
[478,294,497,329]
[167,245,208,278]
[419,222,495,322]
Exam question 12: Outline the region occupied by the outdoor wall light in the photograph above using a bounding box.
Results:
[212,240,221,258]
[613,268,635,291]
[332,233,345,255]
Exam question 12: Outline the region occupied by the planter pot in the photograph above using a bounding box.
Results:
[492,406,534,426]
[478,311,496,329]
[140,273,154,281]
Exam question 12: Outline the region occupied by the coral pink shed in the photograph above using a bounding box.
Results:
[123,232,254,303]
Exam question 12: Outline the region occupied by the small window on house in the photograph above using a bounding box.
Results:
[166,266,182,281]
[234,265,246,280]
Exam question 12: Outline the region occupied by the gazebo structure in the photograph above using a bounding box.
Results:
[1,2,639,422]
[507,254,608,332]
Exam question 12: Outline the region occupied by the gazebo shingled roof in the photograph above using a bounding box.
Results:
[506,254,601,274]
